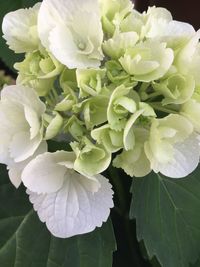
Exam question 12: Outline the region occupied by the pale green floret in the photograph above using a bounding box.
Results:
[63,116,86,141]
[74,96,109,130]
[43,112,63,140]
[144,115,193,171]
[103,32,139,59]
[113,128,151,177]
[55,88,77,112]
[181,99,200,133]
[120,6,172,40]
[107,85,137,130]
[99,0,133,36]
[15,50,63,96]
[55,73,78,112]
[106,60,138,87]
[153,74,195,105]
[71,137,111,176]
[91,124,123,153]
[120,10,145,38]
[123,104,156,151]
[119,40,174,82]
[76,68,106,98]
[123,110,144,151]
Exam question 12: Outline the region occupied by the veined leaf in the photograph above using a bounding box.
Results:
[130,167,200,267]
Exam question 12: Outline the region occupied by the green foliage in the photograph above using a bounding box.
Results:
[0,164,116,267]
[130,167,200,267]
[0,0,39,70]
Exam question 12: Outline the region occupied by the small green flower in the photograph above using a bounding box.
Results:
[76,68,106,98]
[105,60,137,87]
[99,0,133,36]
[107,85,137,130]
[113,128,151,177]
[119,40,174,82]
[43,112,63,140]
[71,137,111,176]
[74,95,109,130]
[153,73,195,105]
[15,49,63,96]
[103,31,138,59]
[63,115,86,141]
[91,124,123,153]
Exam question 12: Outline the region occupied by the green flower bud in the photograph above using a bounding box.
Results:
[43,112,63,140]
[153,74,195,105]
[91,124,123,153]
[99,0,133,37]
[119,40,174,82]
[71,137,111,176]
[76,68,106,98]
[74,95,109,130]
[120,10,144,37]
[63,115,86,141]
[15,50,63,96]
[103,32,138,59]
[107,85,137,130]
[105,60,138,87]
[60,68,78,92]
[113,128,151,177]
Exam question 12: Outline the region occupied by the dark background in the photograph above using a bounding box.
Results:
[134,0,200,30]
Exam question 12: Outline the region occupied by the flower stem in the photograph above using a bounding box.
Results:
[150,102,178,114]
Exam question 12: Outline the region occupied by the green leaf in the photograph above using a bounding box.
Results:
[130,167,200,267]
[0,0,39,71]
[0,164,116,267]
[190,256,200,267]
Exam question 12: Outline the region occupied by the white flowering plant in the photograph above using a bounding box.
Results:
[1,0,200,266]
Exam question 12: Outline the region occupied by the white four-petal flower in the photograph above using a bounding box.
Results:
[0,85,45,165]
[21,151,114,238]
[38,0,104,69]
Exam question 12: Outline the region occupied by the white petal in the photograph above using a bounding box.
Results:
[8,167,22,188]
[27,173,113,238]
[49,24,101,69]
[159,134,200,178]
[1,85,45,115]
[9,131,42,162]
[38,0,100,49]
[165,20,195,37]
[0,132,12,165]
[49,26,79,68]
[0,101,27,133]
[21,151,69,194]
[8,141,47,188]
[2,3,40,53]
[24,105,40,139]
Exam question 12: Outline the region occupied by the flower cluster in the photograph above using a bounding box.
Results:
[1,0,200,237]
